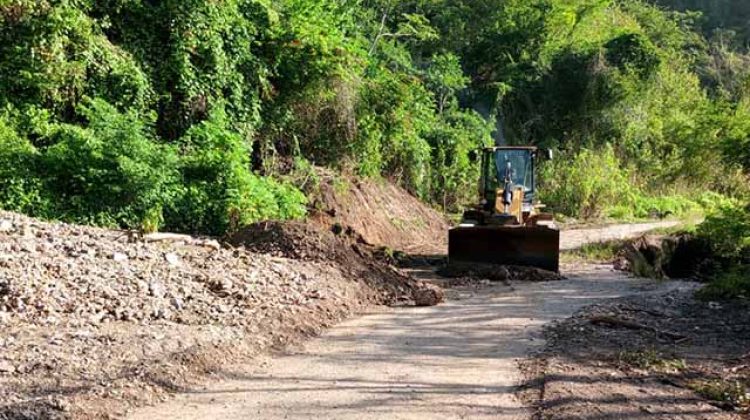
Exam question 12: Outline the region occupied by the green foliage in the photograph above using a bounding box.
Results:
[698,202,750,260]
[541,145,636,219]
[631,195,701,219]
[697,267,750,301]
[0,114,45,214]
[0,1,152,120]
[618,349,687,373]
[0,0,749,241]
[41,99,178,228]
[696,201,750,300]
[604,33,661,78]
[688,378,750,410]
[561,240,628,264]
[169,110,306,236]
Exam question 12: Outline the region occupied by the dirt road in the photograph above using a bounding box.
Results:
[128,222,685,420]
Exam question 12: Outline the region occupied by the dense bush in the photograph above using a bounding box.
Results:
[696,202,750,300]
[40,99,179,229]
[0,115,44,215]
[698,203,750,261]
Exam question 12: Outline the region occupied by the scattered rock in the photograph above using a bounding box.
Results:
[0,209,441,419]
[0,219,14,233]
[0,360,16,374]
[229,221,435,305]
[149,281,166,299]
[414,283,445,307]
[164,252,181,267]
[170,297,184,311]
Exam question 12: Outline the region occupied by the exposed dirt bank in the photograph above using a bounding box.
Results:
[309,174,449,255]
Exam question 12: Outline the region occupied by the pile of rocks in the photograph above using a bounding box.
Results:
[0,211,436,419]
[0,212,341,328]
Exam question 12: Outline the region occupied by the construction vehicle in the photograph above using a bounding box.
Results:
[448,146,560,272]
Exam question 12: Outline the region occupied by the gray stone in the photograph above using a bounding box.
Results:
[164,253,181,267]
[0,220,13,233]
[170,297,184,311]
[0,360,15,374]
[149,281,166,298]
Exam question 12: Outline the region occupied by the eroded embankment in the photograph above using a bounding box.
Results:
[308,172,449,255]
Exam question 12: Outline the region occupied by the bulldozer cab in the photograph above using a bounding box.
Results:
[480,147,536,210]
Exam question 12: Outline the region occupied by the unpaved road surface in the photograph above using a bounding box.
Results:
[129,223,685,420]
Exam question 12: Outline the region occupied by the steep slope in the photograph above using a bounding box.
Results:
[309,174,450,255]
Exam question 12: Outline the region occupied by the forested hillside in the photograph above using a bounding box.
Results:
[657,0,750,44]
[0,0,748,238]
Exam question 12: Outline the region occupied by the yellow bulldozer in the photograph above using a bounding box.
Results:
[448,146,560,272]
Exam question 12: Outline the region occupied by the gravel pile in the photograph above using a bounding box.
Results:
[0,213,341,328]
[0,211,431,419]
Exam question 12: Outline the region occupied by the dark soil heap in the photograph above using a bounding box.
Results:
[437,262,565,284]
[228,221,444,306]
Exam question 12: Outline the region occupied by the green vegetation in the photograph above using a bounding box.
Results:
[689,378,750,410]
[618,349,687,373]
[0,0,748,245]
[561,239,627,264]
[696,201,750,300]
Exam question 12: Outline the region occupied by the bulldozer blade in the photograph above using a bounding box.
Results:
[448,225,560,272]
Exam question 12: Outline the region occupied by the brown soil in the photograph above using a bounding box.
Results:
[308,173,449,255]
[227,221,442,306]
[521,289,750,418]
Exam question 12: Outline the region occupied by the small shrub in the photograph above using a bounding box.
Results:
[698,203,750,261]
[562,240,627,263]
[618,349,687,373]
[696,202,750,300]
[631,195,700,219]
[689,379,749,409]
[696,267,750,301]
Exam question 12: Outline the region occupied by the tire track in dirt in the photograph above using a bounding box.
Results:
[127,223,684,420]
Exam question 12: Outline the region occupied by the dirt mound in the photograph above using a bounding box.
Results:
[0,211,438,420]
[309,172,449,255]
[437,262,565,283]
[228,221,442,306]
